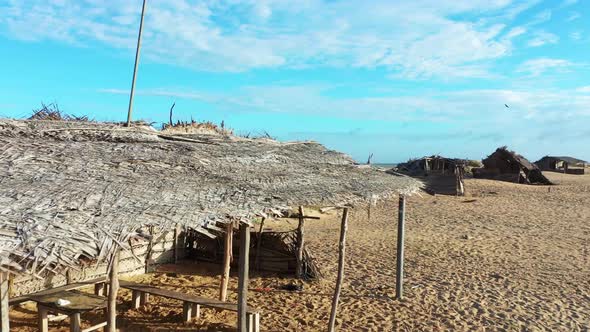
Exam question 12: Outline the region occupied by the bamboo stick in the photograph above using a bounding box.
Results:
[219,222,233,301]
[106,250,120,332]
[237,223,250,332]
[328,207,349,332]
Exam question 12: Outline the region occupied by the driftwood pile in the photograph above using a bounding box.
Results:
[0,119,420,278]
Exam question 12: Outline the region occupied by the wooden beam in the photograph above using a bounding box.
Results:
[396,195,406,300]
[219,222,233,302]
[106,250,120,332]
[1,272,10,332]
[237,223,251,332]
[255,217,266,271]
[328,207,349,332]
[296,206,306,279]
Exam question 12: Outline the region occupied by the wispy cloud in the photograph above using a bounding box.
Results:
[570,31,582,41]
[566,12,581,21]
[577,86,590,93]
[0,0,537,79]
[517,58,573,76]
[527,31,559,47]
[99,84,590,123]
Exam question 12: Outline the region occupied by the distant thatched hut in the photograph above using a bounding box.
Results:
[473,147,552,185]
[0,119,421,330]
[535,156,587,175]
[393,156,467,196]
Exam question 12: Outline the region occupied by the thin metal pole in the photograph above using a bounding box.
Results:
[126,0,147,127]
[328,207,349,332]
[237,223,250,332]
[396,195,406,300]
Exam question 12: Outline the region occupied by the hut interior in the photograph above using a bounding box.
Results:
[473,147,552,185]
[0,119,420,331]
[393,156,467,196]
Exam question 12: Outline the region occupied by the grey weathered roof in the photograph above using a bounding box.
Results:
[0,119,420,276]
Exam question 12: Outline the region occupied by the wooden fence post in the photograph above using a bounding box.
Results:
[107,250,120,332]
[328,207,349,332]
[1,272,9,332]
[219,222,233,301]
[296,206,306,278]
[396,195,406,300]
[237,223,251,332]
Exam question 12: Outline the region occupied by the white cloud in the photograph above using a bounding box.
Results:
[527,31,559,47]
[505,26,527,39]
[562,0,578,7]
[517,58,573,76]
[0,0,535,79]
[99,84,590,124]
[570,31,582,41]
[577,86,590,93]
[566,12,581,21]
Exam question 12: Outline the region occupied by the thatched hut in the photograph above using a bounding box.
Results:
[393,156,467,196]
[535,156,587,175]
[473,147,552,185]
[0,119,421,330]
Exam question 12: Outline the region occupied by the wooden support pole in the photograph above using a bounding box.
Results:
[106,250,120,332]
[255,217,265,271]
[219,222,233,302]
[174,224,180,264]
[328,207,349,332]
[396,195,406,300]
[237,223,251,332]
[125,0,147,127]
[70,313,82,332]
[296,206,306,279]
[1,272,9,332]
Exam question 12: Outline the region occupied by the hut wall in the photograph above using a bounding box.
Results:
[10,228,185,297]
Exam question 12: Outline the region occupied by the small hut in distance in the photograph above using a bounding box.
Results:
[535,156,587,175]
[473,147,552,185]
[393,156,467,196]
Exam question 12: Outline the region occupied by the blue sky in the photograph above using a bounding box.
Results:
[0,0,589,163]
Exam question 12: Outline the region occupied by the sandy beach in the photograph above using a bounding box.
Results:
[9,172,590,331]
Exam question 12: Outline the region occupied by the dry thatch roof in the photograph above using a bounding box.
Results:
[0,119,420,277]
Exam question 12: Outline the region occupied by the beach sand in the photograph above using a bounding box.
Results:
[9,172,590,331]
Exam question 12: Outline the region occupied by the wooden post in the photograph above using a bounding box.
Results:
[107,250,120,332]
[125,0,147,127]
[396,195,406,300]
[296,206,305,279]
[174,224,180,264]
[237,223,251,332]
[219,222,233,301]
[255,217,266,271]
[1,272,9,332]
[328,207,349,332]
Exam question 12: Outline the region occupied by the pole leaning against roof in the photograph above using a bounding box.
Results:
[237,223,251,332]
[328,207,349,332]
[0,272,9,331]
[396,195,406,300]
[126,0,147,127]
